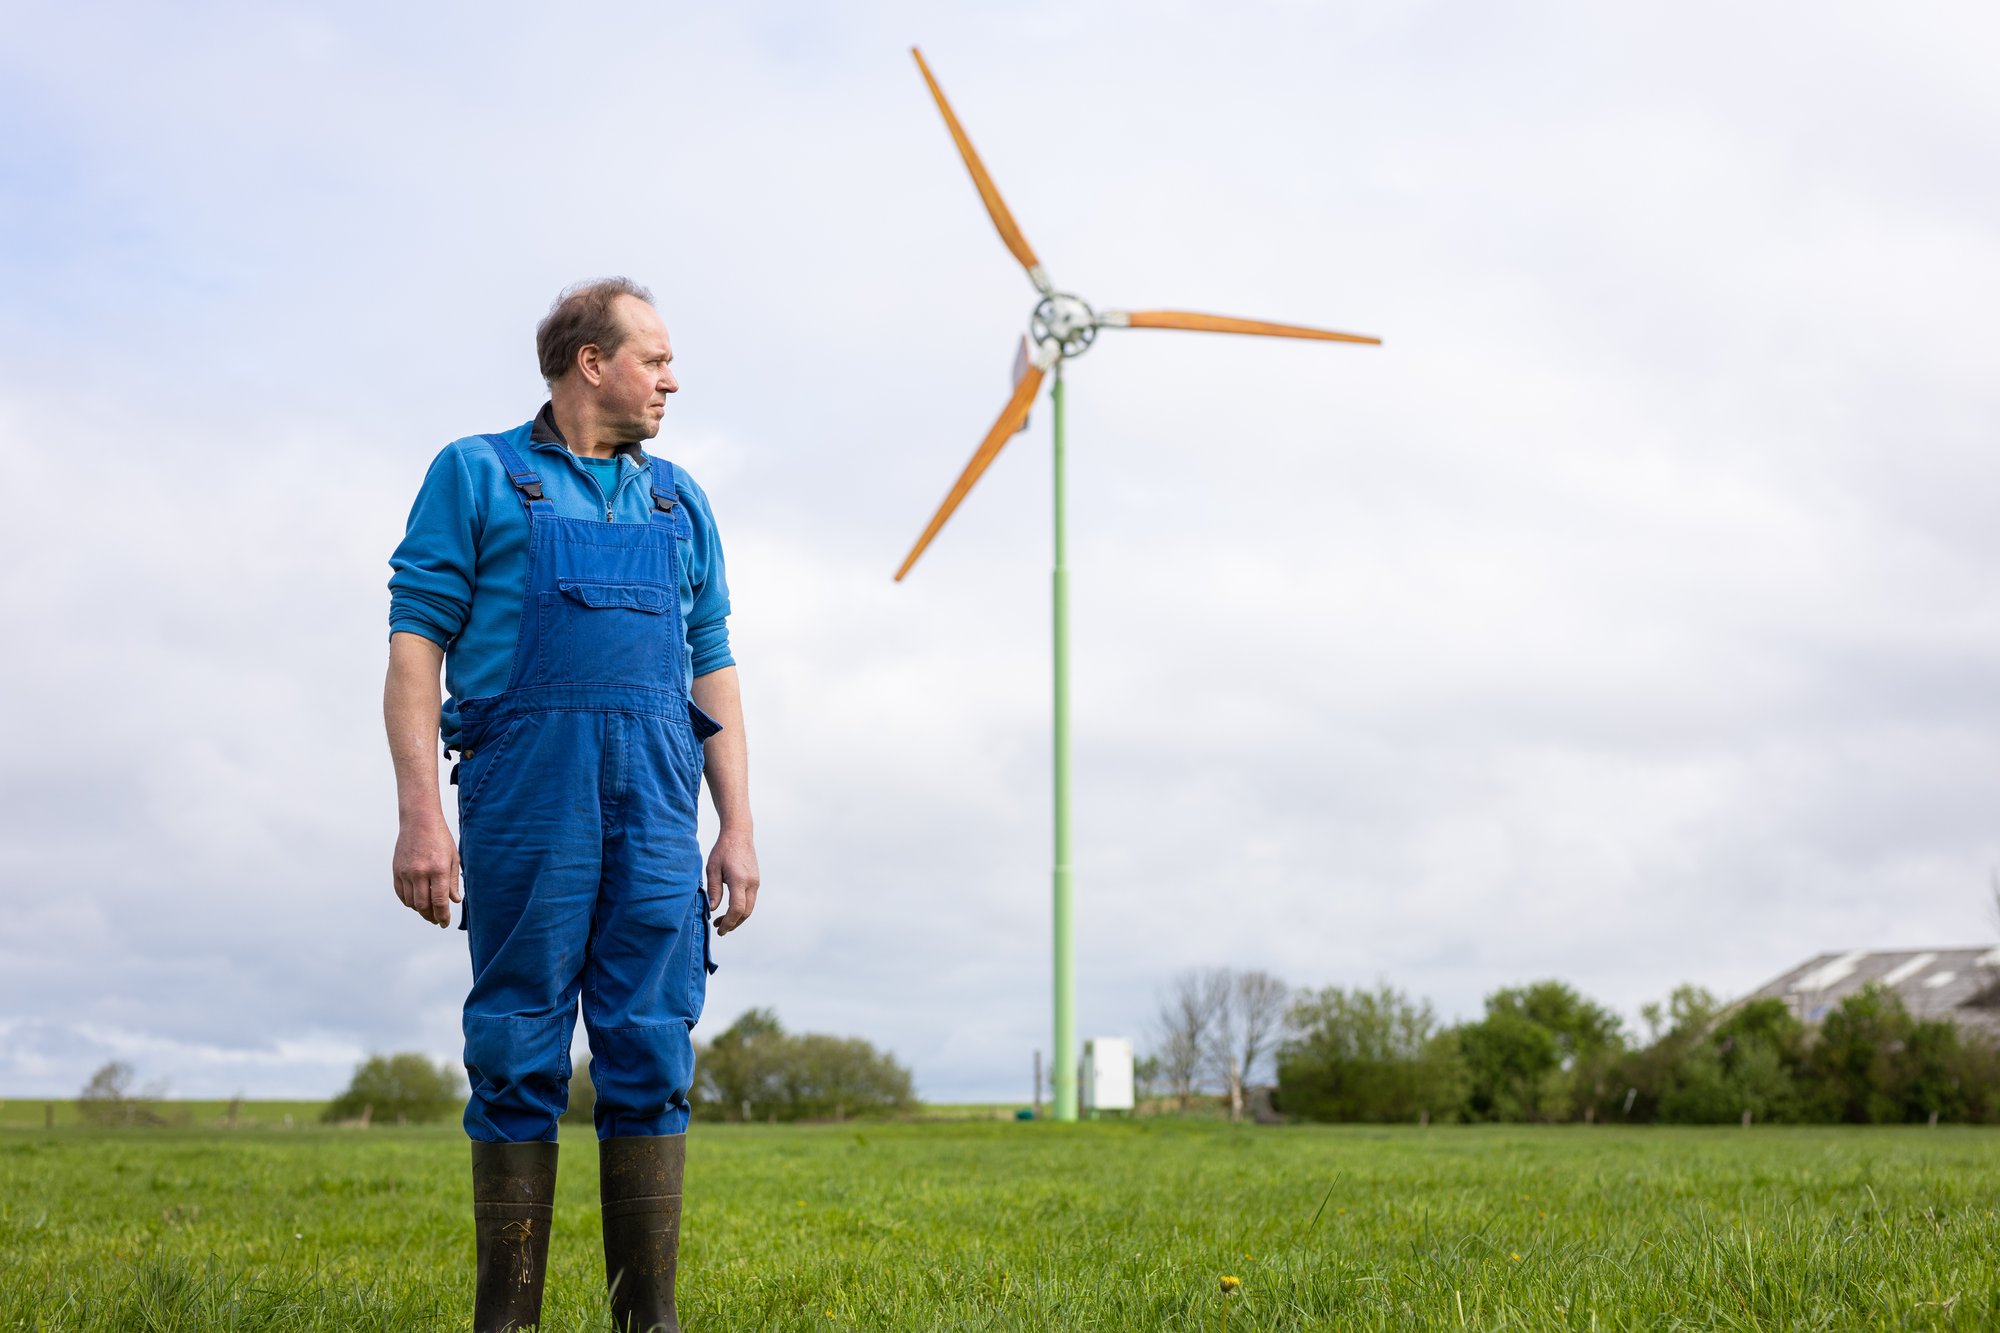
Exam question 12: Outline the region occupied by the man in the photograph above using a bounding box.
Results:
[384,277,759,1332]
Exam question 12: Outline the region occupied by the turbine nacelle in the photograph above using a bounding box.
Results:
[1031,292,1097,362]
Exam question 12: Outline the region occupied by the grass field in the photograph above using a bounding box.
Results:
[4,1116,1997,1330]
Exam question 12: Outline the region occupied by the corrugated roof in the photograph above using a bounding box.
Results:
[1739,947,2000,1036]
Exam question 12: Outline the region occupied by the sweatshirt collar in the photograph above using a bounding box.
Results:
[529,401,646,464]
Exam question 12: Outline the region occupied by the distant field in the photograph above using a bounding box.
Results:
[0,1099,1027,1129]
[4,1119,1998,1330]
[0,1099,327,1130]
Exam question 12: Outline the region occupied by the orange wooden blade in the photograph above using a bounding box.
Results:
[895,363,1047,581]
[1120,309,1380,345]
[911,47,1048,289]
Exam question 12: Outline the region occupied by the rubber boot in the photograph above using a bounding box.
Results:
[471,1140,559,1332]
[600,1134,686,1333]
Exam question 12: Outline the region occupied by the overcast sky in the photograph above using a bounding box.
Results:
[3,1,1998,1102]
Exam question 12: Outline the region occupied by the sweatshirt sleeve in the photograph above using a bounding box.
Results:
[388,443,481,648]
[678,469,736,677]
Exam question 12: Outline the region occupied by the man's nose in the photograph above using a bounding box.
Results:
[661,370,678,394]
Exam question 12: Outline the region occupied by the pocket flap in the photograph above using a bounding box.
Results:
[558,580,670,613]
[687,700,724,741]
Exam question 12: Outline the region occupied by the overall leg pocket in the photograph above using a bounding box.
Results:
[456,714,533,829]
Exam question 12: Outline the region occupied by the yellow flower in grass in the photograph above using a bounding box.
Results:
[1220,1275,1242,1295]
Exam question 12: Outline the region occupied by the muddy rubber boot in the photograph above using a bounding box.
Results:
[600,1134,686,1333]
[471,1140,559,1332]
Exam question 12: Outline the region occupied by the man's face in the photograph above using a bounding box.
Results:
[589,296,678,441]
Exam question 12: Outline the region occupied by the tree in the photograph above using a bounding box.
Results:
[1615,984,1722,1120]
[1939,1030,2000,1125]
[776,1034,916,1121]
[693,1010,916,1122]
[1657,1002,1808,1126]
[1276,984,1467,1123]
[323,1053,462,1125]
[77,1060,168,1127]
[1132,1054,1161,1104]
[1458,981,1623,1122]
[1807,984,1914,1124]
[1151,970,1228,1110]
[696,1008,790,1122]
[1210,970,1292,1123]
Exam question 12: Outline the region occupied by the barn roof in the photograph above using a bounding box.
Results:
[1739,947,2000,1036]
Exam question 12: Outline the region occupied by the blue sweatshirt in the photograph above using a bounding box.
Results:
[387,409,734,749]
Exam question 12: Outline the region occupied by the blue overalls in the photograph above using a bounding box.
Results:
[453,427,718,1143]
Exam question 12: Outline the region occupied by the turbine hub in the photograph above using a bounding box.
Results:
[1032,292,1097,360]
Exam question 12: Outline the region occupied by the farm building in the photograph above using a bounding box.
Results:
[1740,948,2000,1038]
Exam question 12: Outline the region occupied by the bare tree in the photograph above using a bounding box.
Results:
[1151,969,1228,1110]
[77,1060,168,1126]
[1207,970,1292,1123]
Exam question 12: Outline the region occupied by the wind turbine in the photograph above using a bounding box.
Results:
[895,47,1380,1122]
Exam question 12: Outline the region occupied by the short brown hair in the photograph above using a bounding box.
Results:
[535,277,656,384]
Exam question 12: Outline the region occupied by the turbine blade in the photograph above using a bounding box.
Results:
[1011,336,1033,434]
[895,363,1047,582]
[1109,309,1381,345]
[911,47,1051,293]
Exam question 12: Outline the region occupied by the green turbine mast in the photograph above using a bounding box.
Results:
[895,47,1380,1122]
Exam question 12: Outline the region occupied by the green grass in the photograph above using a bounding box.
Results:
[4,1119,1998,1330]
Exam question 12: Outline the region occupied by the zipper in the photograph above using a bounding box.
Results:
[538,440,624,522]
[562,447,622,522]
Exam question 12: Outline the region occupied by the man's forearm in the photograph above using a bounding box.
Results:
[691,665,752,832]
[385,631,448,819]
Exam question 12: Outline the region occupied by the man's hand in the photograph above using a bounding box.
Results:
[394,810,462,928]
[705,829,760,936]
[384,632,456,928]
[692,666,758,938]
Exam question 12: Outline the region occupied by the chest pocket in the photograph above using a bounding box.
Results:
[537,579,675,685]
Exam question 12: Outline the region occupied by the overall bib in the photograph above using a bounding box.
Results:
[454,426,719,1144]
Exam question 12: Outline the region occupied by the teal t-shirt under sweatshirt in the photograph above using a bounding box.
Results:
[575,454,620,500]
[386,410,734,750]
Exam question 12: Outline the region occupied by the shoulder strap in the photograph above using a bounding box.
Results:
[644,454,691,535]
[483,428,551,514]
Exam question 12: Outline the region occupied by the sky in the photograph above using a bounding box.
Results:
[2,0,1998,1102]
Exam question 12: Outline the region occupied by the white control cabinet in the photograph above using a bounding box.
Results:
[1080,1037,1135,1112]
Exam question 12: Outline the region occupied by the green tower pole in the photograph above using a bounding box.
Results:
[1050,362,1077,1123]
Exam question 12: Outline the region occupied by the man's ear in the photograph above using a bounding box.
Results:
[576,343,604,387]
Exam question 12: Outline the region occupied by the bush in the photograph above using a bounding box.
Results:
[1275,985,1467,1122]
[1799,984,2000,1125]
[1205,971,2000,1126]
[324,1053,462,1125]
[1655,998,1809,1124]
[694,1010,916,1122]
[561,1058,596,1125]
